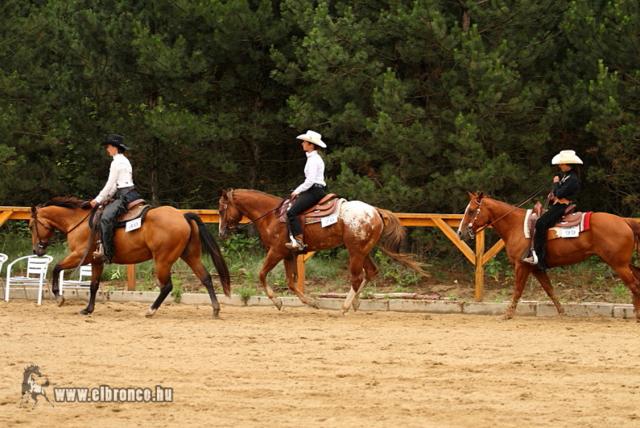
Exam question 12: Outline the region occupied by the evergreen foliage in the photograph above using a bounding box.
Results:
[1,0,638,215]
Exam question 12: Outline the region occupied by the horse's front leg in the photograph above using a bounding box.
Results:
[259,250,288,310]
[80,263,104,315]
[532,269,564,316]
[51,252,88,307]
[504,262,532,320]
[283,254,319,309]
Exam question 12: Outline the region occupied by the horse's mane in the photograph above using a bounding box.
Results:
[231,189,283,203]
[42,196,90,209]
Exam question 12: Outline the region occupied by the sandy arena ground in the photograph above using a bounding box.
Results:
[1,299,640,427]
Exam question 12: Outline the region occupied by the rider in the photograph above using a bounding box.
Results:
[90,134,142,263]
[285,130,327,251]
[523,149,582,271]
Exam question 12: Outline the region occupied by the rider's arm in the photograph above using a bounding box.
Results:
[292,155,323,195]
[553,173,580,199]
[95,159,120,204]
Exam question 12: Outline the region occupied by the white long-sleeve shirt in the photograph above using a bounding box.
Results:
[293,150,326,194]
[95,154,134,203]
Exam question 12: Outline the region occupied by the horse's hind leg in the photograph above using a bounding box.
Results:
[612,264,640,322]
[532,270,564,316]
[342,253,367,314]
[181,253,221,318]
[146,263,173,318]
[351,254,379,312]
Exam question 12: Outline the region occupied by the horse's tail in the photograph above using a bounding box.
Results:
[626,219,640,255]
[376,208,429,277]
[184,213,231,297]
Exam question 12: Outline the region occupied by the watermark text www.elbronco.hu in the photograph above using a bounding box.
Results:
[54,385,173,403]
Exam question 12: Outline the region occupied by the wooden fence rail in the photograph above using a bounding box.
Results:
[1,206,505,301]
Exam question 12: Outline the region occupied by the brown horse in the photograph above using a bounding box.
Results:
[218,189,427,313]
[30,197,230,318]
[457,192,640,320]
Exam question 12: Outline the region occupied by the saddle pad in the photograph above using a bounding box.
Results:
[524,211,593,240]
[305,199,345,225]
[116,205,152,228]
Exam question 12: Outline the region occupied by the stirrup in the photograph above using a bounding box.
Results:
[285,238,306,251]
[522,251,538,265]
[93,243,106,263]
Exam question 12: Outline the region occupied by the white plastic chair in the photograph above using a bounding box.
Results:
[59,265,92,296]
[0,253,7,274]
[5,255,53,305]
[0,253,7,294]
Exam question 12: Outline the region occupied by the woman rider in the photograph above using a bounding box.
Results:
[285,130,327,251]
[90,134,142,263]
[522,149,582,271]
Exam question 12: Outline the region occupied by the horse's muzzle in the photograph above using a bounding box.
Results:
[34,243,48,256]
[457,229,475,243]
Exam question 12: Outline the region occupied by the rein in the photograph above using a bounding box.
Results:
[222,190,285,231]
[473,184,548,234]
[33,206,94,276]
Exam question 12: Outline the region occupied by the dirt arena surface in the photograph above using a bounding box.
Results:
[1,300,640,427]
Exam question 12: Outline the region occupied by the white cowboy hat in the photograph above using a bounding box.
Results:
[296,130,327,148]
[551,149,583,165]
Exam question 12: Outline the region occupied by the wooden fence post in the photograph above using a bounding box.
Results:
[127,265,136,290]
[474,230,485,301]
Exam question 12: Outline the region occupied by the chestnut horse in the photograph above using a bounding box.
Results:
[218,189,427,313]
[457,192,640,320]
[30,197,230,318]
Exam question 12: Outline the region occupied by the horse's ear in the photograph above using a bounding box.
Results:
[468,191,476,200]
[477,191,484,200]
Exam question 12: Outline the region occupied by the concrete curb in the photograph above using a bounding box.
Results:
[1,287,635,319]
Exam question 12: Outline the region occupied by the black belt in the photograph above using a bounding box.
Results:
[311,184,326,189]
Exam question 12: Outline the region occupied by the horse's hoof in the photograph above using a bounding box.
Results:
[308,298,320,309]
[502,312,514,320]
[352,299,361,312]
[79,308,91,316]
[273,298,283,311]
[145,307,157,318]
[56,296,65,307]
[213,308,220,319]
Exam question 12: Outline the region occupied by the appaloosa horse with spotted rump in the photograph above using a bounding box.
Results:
[218,189,427,313]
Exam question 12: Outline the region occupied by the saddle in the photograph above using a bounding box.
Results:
[277,194,344,226]
[90,199,152,231]
[524,201,592,241]
[116,199,152,228]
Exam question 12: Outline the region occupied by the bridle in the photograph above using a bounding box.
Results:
[220,190,284,234]
[463,185,548,237]
[31,206,92,251]
[31,208,55,252]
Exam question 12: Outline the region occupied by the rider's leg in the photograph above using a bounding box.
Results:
[99,198,126,263]
[531,203,567,269]
[285,187,324,249]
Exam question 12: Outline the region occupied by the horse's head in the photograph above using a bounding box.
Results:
[29,206,55,256]
[457,192,490,242]
[218,189,242,239]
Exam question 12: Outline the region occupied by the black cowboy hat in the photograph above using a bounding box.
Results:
[102,134,129,151]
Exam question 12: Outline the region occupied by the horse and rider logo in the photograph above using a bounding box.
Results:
[20,364,53,408]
